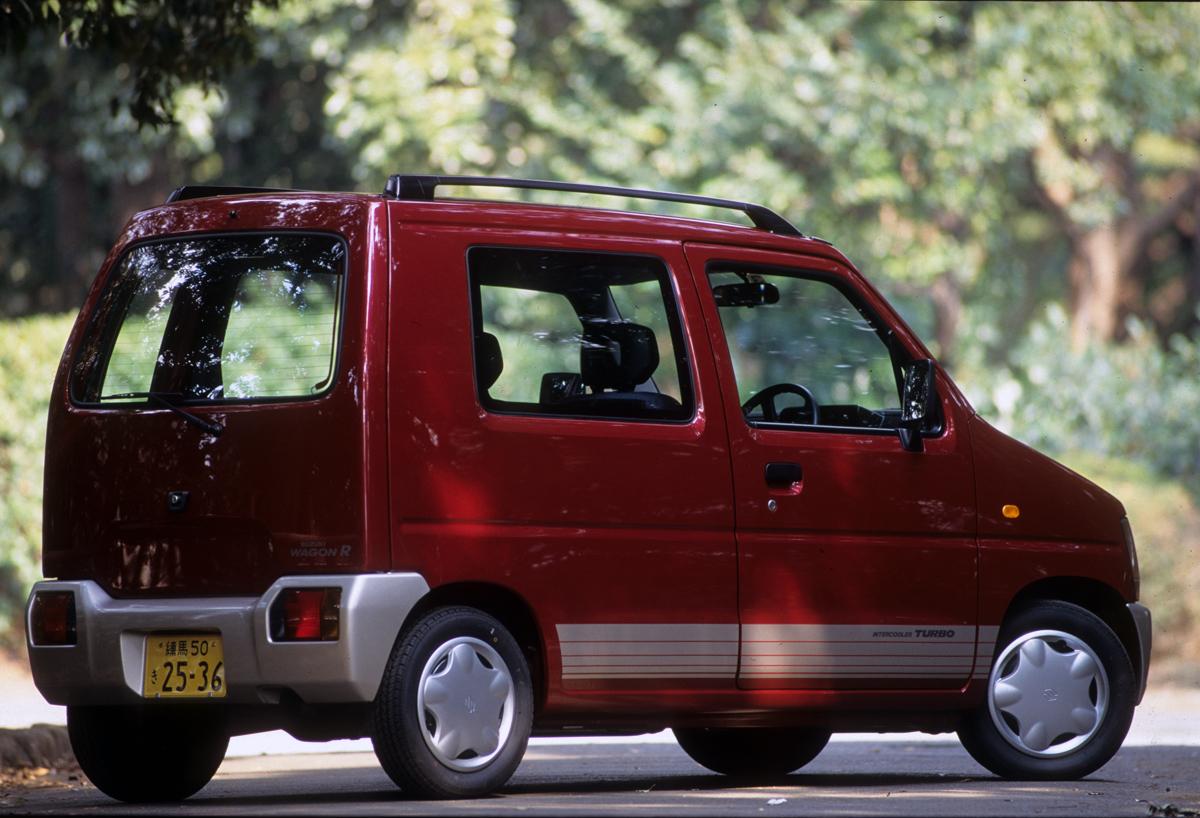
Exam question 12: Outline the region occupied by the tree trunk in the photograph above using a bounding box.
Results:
[1066,225,1124,350]
[929,274,963,369]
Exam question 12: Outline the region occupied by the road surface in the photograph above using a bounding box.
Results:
[3,738,1197,816]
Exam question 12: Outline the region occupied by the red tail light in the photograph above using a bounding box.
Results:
[269,588,341,641]
[30,591,77,646]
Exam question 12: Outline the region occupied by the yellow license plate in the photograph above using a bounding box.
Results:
[143,634,226,698]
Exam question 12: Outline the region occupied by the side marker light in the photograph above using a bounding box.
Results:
[1002,504,1020,519]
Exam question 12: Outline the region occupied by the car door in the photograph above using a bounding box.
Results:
[389,214,738,696]
[684,242,979,690]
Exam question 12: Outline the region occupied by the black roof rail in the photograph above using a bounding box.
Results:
[384,174,803,237]
[165,185,293,204]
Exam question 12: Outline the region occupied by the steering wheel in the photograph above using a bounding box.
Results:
[741,383,820,425]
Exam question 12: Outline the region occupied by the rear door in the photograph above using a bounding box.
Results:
[684,243,979,690]
[45,206,391,596]
[389,215,738,693]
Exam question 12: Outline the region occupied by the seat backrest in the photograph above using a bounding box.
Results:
[579,321,659,393]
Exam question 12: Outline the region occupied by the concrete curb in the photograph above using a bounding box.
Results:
[0,724,74,770]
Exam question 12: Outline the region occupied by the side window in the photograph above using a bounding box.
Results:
[709,266,909,431]
[470,247,693,421]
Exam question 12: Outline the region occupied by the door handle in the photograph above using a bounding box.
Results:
[765,462,803,488]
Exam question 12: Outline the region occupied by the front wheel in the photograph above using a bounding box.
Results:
[68,704,228,802]
[372,606,534,798]
[959,600,1136,780]
[674,727,830,779]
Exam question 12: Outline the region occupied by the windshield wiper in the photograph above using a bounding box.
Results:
[98,391,225,436]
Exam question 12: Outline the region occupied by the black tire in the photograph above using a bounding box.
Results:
[372,606,534,799]
[674,726,831,779]
[958,600,1136,780]
[67,704,228,802]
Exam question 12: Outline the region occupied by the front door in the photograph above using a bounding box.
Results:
[685,243,979,690]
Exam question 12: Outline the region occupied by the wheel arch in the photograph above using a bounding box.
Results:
[999,576,1141,682]
[400,582,547,710]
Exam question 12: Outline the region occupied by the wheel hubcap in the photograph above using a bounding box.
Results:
[987,629,1108,757]
[417,637,515,772]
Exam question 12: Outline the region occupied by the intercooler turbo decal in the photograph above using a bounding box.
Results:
[556,623,1002,681]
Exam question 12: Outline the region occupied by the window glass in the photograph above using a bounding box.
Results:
[709,267,904,430]
[471,247,692,421]
[72,234,344,404]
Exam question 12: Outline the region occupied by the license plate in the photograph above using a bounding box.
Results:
[143,634,226,698]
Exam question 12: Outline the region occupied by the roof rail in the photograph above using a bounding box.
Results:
[383,174,803,237]
[165,185,293,204]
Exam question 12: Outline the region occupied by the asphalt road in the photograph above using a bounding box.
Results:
[4,738,1198,816]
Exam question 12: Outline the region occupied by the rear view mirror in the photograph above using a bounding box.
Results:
[899,358,936,452]
[712,282,780,308]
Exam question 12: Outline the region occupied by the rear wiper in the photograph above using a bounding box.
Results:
[98,391,225,436]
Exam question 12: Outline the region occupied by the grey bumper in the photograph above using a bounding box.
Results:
[26,573,429,706]
[1127,602,1152,705]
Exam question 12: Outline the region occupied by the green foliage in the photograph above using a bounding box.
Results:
[1,0,276,127]
[0,313,72,644]
[963,305,1200,481]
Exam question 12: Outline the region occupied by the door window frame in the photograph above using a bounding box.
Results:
[466,244,698,425]
[704,259,944,438]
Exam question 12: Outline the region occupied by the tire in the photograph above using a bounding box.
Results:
[67,704,228,802]
[958,600,1136,780]
[372,606,534,798]
[674,727,831,779]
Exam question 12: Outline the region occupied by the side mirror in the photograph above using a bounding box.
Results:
[898,358,936,453]
[712,282,780,308]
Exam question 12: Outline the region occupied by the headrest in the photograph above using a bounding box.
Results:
[580,321,659,392]
[476,332,503,391]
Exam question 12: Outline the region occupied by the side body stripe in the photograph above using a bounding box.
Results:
[557,623,1003,682]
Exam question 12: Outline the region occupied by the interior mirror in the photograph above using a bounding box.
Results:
[712,282,780,308]
[899,358,936,452]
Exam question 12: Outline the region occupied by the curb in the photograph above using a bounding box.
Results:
[0,725,74,770]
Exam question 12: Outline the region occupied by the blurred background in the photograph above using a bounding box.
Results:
[0,0,1197,680]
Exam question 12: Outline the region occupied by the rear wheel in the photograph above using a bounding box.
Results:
[68,704,228,802]
[959,600,1136,780]
[674,727,830,779]
[372,606,534,798]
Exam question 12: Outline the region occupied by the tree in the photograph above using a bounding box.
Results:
[1,0,274,127]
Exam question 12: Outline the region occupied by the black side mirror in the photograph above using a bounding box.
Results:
[898,358,936,453]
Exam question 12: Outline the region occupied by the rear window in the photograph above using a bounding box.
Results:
[71,233,345,405]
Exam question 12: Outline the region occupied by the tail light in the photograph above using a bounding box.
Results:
[30,591,77,646]
[269,588,341,641]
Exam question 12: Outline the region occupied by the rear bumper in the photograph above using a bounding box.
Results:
[1127,602,1152,705]
[25,574,429,706]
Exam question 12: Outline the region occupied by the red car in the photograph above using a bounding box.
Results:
[26,176,1150,802]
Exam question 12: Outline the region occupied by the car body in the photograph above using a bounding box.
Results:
[26,176,1151,801]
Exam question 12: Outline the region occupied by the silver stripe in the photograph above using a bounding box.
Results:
[743,657,974,669]
[743,671,970,678]
[743,643,975,658]
[561,641,738,657]
[557,624,738,642]
[563,656,738,668]
[556,623,1004,681]
[744,624,975,643]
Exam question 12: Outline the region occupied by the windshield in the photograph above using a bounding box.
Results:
[72,233,345,405]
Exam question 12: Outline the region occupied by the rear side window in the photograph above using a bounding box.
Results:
[72,233,345,405]
[469,247,692,421]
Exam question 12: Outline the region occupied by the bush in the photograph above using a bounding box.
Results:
[964,305,1200,482]
[0,314,74,645]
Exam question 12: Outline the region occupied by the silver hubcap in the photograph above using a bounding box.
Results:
[417,636,515,772]
[987,629,1108,757]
